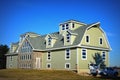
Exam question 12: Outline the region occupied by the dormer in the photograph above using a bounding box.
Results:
[20,32,40,42]
[45,34,57,48]
[59,20,86,35]
[10,42,19,53]
[63,30,77,46]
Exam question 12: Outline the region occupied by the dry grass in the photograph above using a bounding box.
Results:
[0,69,119,80]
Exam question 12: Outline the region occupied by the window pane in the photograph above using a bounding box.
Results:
[66,24,69,29]
[82,49,87,60]
[72,23,74,28]
[66,49,70,59]
[82,52,86,55]
[47,52,51,60]
[86,36,89,42]
[62,25,65,30]
[65,63,70,69]
[100,38,102,44]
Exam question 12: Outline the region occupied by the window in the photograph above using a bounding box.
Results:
[72,23,74,28]
[102,51,106,61]
[10,56,13,61]
[65,49,70,60]
[47,52,51,60]
[47,63,51,69]
[20,41,32,53]
[65,63,70,69]
[66,24,69,29]
[100,38,103,45]
[86,35,89,43]
[62,25,65,30]
[81,49,87,60]
[48,37,52,45]
[66,33,70,42]
[30,54,31,60]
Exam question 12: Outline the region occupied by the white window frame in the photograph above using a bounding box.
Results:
[46,63,51,69]
[85,35,90,44]
[62,24,65,30]
[102,51,106,61]
[20,41,32,53]
[48,37,52,45]
[66,23,69,29]
[66,33,71,42]
[47,51,51,61]
[65,63,70,69]
[81,49,87,60]
[72,23,75,28]
[65,49,71,60]
[99,37,103,45]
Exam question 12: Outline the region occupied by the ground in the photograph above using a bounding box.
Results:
[0,69,119,80]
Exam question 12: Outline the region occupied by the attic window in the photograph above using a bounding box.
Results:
[86,35,89,43]
[66,24,69,29]
[48,37,52,45]
[62,25,65,30]
[72,23,74,28]
[99,38,103,45]
[66,33,70,42]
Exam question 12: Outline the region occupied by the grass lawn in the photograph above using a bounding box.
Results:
[0,69,119,80]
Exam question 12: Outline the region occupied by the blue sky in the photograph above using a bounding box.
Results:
[0,0,120,66]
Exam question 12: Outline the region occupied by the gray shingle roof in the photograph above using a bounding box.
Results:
[27,24,91,50]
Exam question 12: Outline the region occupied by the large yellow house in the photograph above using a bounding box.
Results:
[6,20,111,73]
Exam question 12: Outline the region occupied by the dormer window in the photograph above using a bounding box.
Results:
[62,25,65,30]
[66,33,71,42]
[48,37,52,45]
[66,24,69,29]
[72,23,74,28]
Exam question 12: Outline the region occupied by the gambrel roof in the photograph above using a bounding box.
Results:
[8,20,111,53]
[27,22,110,51]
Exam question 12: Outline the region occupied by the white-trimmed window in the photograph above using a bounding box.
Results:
[72,23,74,28]
[46,63,51,69]
[48,37,52,45]
[65,63,70,69]
[66,33,71,42]
[62,24,65,30]
[47,51,51,61]
[20,41,32,53]
[99,37,103,45]
[81,49,87,60]
[86,35,90,43]
[102,51,106,61]
[66,23,69,29]
[65,49,70,60]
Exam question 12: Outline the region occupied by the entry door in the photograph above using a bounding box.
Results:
[36,58,41,69]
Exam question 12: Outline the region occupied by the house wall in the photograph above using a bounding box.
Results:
[18,53,32,69]
[42,48,77,70]
[77,48,109,73]
[32,51,43,69]
[81,27,109,48]
[6,55,18,68]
